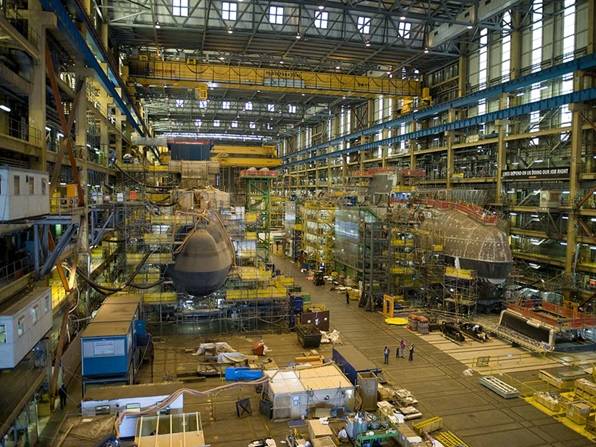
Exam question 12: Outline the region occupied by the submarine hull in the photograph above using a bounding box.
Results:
[170,267,231,296]
[168,215,234,296]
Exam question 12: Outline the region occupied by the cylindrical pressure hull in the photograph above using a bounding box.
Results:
[169,219,234,296]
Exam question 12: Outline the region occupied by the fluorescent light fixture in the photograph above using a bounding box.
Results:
[534,159,544,163]
[466,25,473,29]
[510,212,518,216]
[0,105,11,112]
[516,92,524,97]
[45,126,51,132]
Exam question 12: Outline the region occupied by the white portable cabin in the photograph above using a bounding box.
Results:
[0,166,49,221]
[266,364,355,419]
[0,287,52,368]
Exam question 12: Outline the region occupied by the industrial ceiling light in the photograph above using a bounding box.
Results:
[0,104,12,112]
[155,22,161,29]
[318,5,325,9]
[280,60,284,64]
[466,25,473,29]
[424,48,429,54]
[400,16,406,20]
[365,41,371,47]
[296,33,301,39]
[227,28,233,34]
[335,65,340,70]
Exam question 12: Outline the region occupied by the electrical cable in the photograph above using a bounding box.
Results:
[114,377,269,437]
[75,250,165,295]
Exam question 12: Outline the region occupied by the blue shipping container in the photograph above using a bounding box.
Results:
[81,321,133,378]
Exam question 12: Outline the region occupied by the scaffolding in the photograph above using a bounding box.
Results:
[360,221,390,311]
[241,170,276,267]
[301,200,336,270]
[387,206,418,298]
[443,266,479,316]
[334,206,378,283]
[284,200,303,261]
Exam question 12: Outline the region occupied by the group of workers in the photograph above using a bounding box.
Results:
[384,340,414,364]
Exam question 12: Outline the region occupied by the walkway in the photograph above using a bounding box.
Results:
[272,254,590,447]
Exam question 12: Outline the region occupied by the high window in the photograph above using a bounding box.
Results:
[357,16,370,34]
[315,11,328,29]
[477,28,488,117]
[173,0,188,17]
[222,2,237,21]
[398,21,411,39]
[269,6,284,25]
[560,0,575,126]
[501,11,511,82]
[529,1,543,131]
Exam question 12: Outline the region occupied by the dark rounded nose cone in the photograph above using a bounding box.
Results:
[170,225,233,296]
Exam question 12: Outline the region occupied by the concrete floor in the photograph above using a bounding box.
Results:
[126,254,592,447]
[37,253,593,446]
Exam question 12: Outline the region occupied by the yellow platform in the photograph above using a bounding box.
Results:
[384,317,408,326]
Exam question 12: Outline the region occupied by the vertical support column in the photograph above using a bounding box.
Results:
[28,0,47,170]
[446,109,455,189]
[495,94,509,205]
[564,74,588,281]
[80,0,91,15]
[457,51,468,97]
[99,64,110,168]
[409,121,417,169]
[114,88,124,164]
[364,98,374,171]
[510,9,522,81]
[76,76,89,254]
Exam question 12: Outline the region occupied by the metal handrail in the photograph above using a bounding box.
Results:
[0,117,43,146]
[0,255,32,284]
